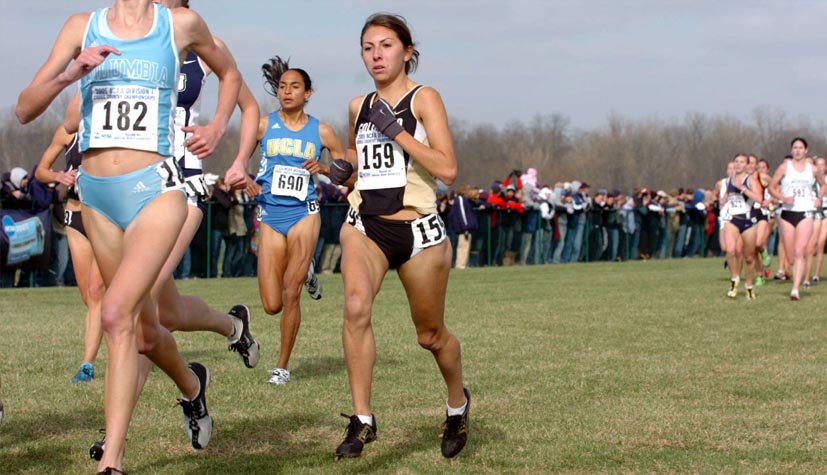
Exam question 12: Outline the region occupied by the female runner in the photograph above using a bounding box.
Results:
[768,138,826,300]
[330,13,469,459]
[746,154,770,286]
[253,56,343,385]
[722,153,764,299]
[35,124,104,383]
[806,156,827,285]
[16,2,241,473]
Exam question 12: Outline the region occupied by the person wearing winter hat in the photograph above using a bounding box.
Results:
[1,167,30,201]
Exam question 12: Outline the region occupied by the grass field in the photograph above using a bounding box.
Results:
[2,258,827,474]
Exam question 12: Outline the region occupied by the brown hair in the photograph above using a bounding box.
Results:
[361,13,419,74]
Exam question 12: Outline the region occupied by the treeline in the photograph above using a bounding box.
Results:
[1,94,824,193]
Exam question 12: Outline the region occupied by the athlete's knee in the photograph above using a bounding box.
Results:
[416,326,450,352]
[87,280,105,305]
[99,301,133,340]
[262,297,283,315]
[343,291,372,325]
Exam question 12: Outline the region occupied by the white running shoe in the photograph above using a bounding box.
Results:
[268,368,291,385]
[179,363,212,449]
[304,264,322,300]
[791,289,800,301]
[227,305,260,368]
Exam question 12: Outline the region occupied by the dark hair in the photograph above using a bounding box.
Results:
[758,158,769,167]
[182,0,190,7]
[791,137,808,149]
[261,56,312,98]
[361,13,419,74]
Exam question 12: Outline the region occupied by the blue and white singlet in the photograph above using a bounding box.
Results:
[255,112,322,208]
[78,3,178,156]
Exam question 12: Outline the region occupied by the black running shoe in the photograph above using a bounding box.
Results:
[96,468,124,475]
[179,363,212,449]
[441,388,470,458]
[89,429,106,461]
[227,305,260,368]
[335,413,377,459]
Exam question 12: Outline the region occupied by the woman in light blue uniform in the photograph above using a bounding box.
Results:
[16,2,241,474]
[252,56,344,385]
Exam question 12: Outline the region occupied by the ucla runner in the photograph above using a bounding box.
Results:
[252,56,344,385]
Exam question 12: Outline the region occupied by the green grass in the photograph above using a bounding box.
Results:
[2,259,827,474]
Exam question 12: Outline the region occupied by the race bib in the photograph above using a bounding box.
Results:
[307,200,320,215]
[89,85,159,151]
[792,185,814,210]
[411,214,446,249]
[345,207,365,234]
[183,174,208,199]
[270,165,310,200]
[356,140,406,190]
[728,195,749,215]
[155,157,185,191]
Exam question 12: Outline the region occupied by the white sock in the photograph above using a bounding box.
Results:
[357,414,373,425]
[227,314,242,343]
[447,399,467,416]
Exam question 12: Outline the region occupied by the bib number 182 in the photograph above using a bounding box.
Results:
[101,101,148,132]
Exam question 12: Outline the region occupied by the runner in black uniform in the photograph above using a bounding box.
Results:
[35,124,104,383]
[331,13,469,460]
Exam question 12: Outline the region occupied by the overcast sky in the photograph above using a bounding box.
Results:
[2,0,825,130]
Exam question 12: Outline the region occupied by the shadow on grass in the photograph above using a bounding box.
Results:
[138,410,490,474]
[0,406,101,475]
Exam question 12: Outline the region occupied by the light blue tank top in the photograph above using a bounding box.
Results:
[78,3,178,156]
[255,112,322,207]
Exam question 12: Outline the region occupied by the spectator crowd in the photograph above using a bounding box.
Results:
[2,164,759,287]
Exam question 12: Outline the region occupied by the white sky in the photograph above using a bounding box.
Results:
[2,0,825,130]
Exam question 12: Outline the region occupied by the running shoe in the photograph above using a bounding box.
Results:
[72,362,94,383]
[89,430,106,461]
[179,363,212,449]
[774,270,788,281]
[96,468,124,475]
[227,305,260,369]
[727,279,738,299]
[761,248,771,268]
[267,368,290,385]
[813,275,820,284]
[803,281,811,289]
[746,287,756,301]
[764,268,771,279]
[305,263,322,300]
[441,388,471,458]
[335,413,377,459]
[791,289,800,301]
[754,276,765,287]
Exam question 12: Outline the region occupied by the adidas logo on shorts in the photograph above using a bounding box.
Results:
[132,181,149,194]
